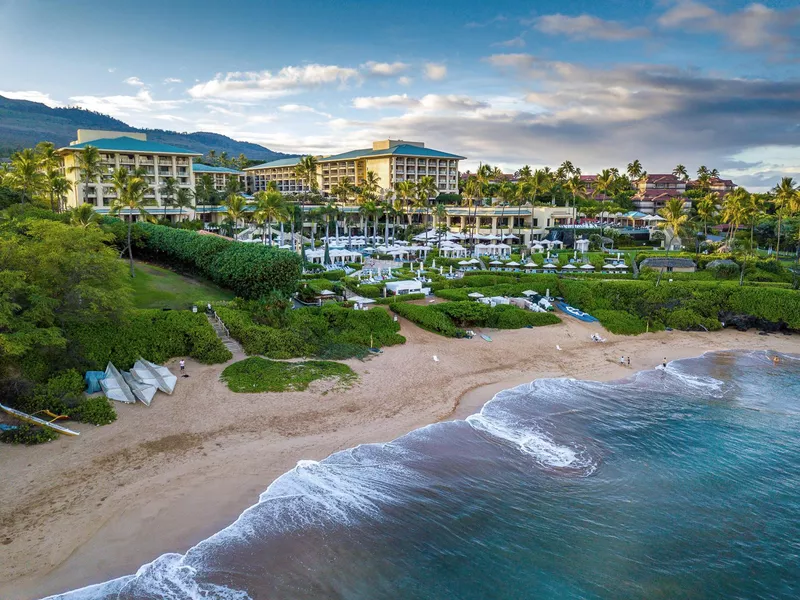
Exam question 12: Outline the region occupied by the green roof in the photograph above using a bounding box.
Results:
[62,136,200,155]
[320,144,465,162]
[192,163,244,174]
[245,157,301,170]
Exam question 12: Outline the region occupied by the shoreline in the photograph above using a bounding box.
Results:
[1,320,798,600]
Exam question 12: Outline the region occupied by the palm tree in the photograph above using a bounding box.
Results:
[416,175,438,230]
[194,173,218,226]
[69,203,100,228]
[72,146,103,205]
[360,170,381,201]
[496,181,516,239]
[174,187,194,222]
[517,165,533,181]
[626,159,643,181]
[6,148,44,204]
[42,168,68,212]
[565,175,586,224]
[658,198,688,255]
[772,177,799,259]
[109,169,152,277]
[224,194,248,237]
[673,164,688,181]
[395,180,416,227]
[593,169,614,202]
[433,203,448,248]
[295,155,319,202]
[253,190,288,245]
[160,176,178,219]
[461,177,480,243]
[331,176,355,205]
[721,190,745,249]
[742,189,763,256]
[695,192,718,238]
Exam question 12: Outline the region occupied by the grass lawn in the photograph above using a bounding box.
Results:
[221,356,357,393]
[129,261,235,309]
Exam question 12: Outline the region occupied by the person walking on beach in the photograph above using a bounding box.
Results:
[627,356,631,368]
[179,359,185,373]
[662,357,667,369]
[619,356,625,366]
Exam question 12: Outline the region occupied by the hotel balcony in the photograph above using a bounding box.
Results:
[139,158,154,165]
[119,157,134,164]
[158,158,173,165]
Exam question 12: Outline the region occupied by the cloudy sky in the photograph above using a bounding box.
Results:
[0,0,798,189]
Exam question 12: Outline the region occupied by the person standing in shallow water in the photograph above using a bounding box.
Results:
[663,357,667,369]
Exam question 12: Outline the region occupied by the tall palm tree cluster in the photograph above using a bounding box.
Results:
[203,150,250,171]
[1,142,70,211]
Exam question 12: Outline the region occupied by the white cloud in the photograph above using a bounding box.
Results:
[108,67,116,73]
[123,76,145,87]
[534,14,648,41]
[465,15,507,28]
[187,64,360,101]
[68,89,183,118]
[353,94,488,112]
[278,103,332,117]
[658,1,800,51]
[424,63,447,81]
[362,61,409,76]
[0,90,63,107]
[397,76,412,86]
[163,77,182,84]
[493,36,526,48]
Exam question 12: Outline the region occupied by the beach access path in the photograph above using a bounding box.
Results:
[1,317,798,600]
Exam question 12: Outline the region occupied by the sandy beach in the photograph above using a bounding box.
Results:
[1,316,798,600]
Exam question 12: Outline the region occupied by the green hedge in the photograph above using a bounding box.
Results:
[66,310,232,370]
[374,293,426,305]
[216,303,405,359]
[432,302,560,329]
[592,310,652,335]
[133,223,302,299]
[391,303,463,337]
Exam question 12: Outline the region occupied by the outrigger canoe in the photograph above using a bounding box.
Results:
[0,403,80,436]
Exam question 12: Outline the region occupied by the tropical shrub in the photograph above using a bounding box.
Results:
[0,424,60,445]
[374,293,426,305]
[220,357,357,392]
[66,310,232,370]
[592,310,652,335]
[390,303,463,337]
[132,223,301,299]
[74,396,117,425]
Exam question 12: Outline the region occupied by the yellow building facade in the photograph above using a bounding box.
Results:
[245,139,463,197]
[58,130,200,211]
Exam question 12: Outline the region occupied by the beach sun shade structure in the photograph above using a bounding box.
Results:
[100,362,136,404]
[121,371,157,406]
[580,264,595,270]
[468,258,481,264]
[524,262,539,268]
[467,292,485,299]
[505,261,520,267]
[132,358,177,394]
[543,263,556,269]
[562,264,577,270]
[489,260,503,265]
[458,260,470,265]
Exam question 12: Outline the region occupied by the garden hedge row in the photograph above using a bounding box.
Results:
[133,223,302,299]
[216,303,405,359]
[66,309,232,370]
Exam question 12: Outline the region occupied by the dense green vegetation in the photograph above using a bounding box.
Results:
[0,206,231,444]
[390,301,561,337]
[216,301,405,360]
[130,261,234,309]
[220,356,356,393]
[132,223,302,299]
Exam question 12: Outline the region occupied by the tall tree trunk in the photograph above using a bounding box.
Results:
[280,221,284,246]
[128,216,135,277]
[776,214,782,259]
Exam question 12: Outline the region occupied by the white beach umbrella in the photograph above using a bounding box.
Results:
[467,292,485,298]
[524,262,539,268]
[489,260,503,265]
[562,264,577,270]
[506,261,520,266]
[543,263,556,269]
[580,264,595,270]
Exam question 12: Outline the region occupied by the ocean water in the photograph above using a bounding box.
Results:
[52,350,800,600]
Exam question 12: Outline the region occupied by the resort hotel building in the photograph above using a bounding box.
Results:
[192,163,247,192]
[58,130,200,213]
[246,139,463,197]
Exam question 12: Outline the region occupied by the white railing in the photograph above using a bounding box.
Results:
[212,310,230,338]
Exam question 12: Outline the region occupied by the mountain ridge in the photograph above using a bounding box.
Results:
[0,95,292,161]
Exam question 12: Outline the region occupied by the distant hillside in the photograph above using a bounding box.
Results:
[0,95,292,161]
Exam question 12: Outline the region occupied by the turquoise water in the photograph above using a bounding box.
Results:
[53,350,800,600]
